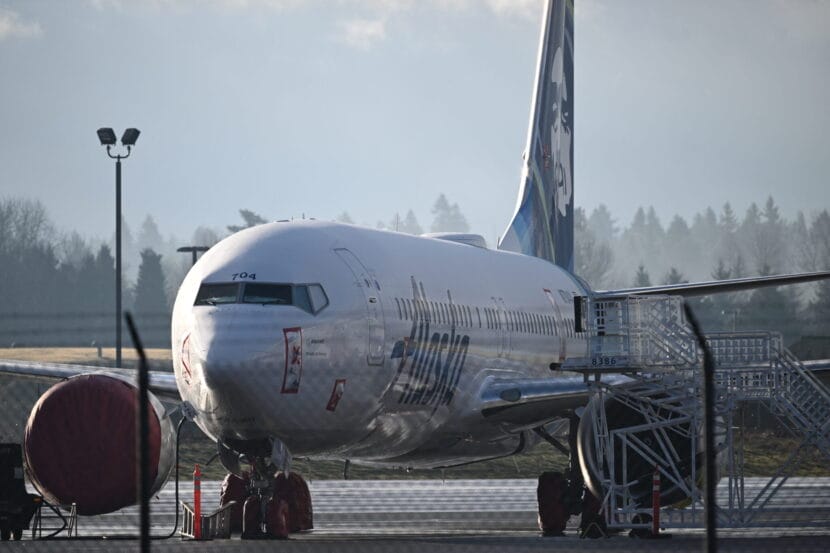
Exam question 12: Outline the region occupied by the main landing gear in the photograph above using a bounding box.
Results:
[534,413,607,538]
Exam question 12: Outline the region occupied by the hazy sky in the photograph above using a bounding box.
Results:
[1,0,829,245]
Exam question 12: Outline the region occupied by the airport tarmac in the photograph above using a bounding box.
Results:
[6,478,830,552]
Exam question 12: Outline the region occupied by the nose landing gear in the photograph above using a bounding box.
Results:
[217,440,313,539]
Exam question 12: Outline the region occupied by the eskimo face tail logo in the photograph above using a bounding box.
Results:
[498,0,574,273]
[389,277,469,411]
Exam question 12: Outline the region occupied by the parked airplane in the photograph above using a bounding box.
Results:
[1,0,828,537]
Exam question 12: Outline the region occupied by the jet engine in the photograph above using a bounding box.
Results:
[23,374,175,515]
[576,390,704,508]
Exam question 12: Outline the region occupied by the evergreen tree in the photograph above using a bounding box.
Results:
[712,259,731,280]
[645,207,665,245]
[132,249,170,347]
[662,267,686,285]
[719,202,738,235]
[133,249,168,315]
[399,210,423,235]
[588,204,617,243]
[731,254,747,278]
[666,215,690,243]
[430,194,469,232]
[137,215,164,254]
[93,244,116,316]
[809,280,830,335]
[191,226,221,248]
[335,212,354,224]
[743,285,800,341]
[633,264,651,287]
[227,209,267,233]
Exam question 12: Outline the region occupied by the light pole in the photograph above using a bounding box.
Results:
[177,246,210,267]
[97,127,141,368]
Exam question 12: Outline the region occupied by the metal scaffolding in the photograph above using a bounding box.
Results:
[565,295,830,529]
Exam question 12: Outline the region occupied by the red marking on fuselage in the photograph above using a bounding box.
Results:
[326,379,346,412]
[181,333,192,384]
[281,327,303,394]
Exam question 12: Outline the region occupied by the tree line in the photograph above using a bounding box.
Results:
[0,199,195,347]
[575,197,830,343]
[0,194,827,350]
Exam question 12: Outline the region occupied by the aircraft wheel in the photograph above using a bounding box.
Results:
[0,528,10,541]
[537,471,568,536]
[628,514,654,538]
[265,497,289,539]
[12,528,23,541]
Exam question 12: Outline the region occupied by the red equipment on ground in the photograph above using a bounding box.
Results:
[219,471,250,534]
[537,471,568,535]
[23,374,174,515]
[193,464,202,540]
[286,472,313,532]
[264,496,289,539]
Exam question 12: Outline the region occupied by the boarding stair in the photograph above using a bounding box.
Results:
[564,294,830,529]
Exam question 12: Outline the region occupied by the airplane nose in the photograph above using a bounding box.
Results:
[194,309,284,393]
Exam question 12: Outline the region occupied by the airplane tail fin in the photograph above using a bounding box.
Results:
[498,0,574,272]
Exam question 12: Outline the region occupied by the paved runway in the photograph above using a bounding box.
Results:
[6,478,830,552]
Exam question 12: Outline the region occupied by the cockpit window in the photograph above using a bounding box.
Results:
[308,284,329,313]
[293,285,312,313]
[194,283,239,305]
[194,281,329,315]
[242,283,292,305]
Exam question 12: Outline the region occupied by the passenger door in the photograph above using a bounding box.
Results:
[334,248,386,366]
[494,297,510,358]
[544,289,567,363]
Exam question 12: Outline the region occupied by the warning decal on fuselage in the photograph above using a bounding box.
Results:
[281,327,303,394]
[326,379,346,412]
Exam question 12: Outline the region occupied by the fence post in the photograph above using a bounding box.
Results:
[652,466,660,536]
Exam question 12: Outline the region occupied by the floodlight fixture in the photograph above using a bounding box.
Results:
[121,128,141,146]
[97,127,117,146]
[97,125,142,367]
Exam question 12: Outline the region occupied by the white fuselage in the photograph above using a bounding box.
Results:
[171,220,589,468]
